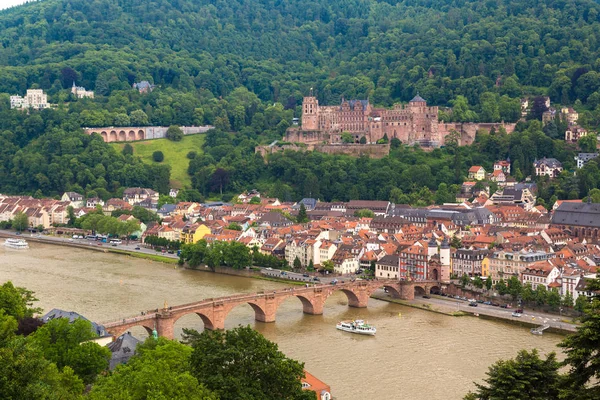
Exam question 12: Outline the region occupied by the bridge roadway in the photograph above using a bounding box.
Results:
[103,279,441,339]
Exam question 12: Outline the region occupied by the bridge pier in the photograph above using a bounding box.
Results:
[156,313,175,339]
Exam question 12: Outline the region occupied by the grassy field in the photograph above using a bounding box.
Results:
[112,134,205,188]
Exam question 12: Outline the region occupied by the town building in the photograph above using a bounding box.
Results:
[71,81,94,98]
[331,249,360,274]
[561,107,579,124]
[488,250,551,284]
[123,187,159,206]
[575,153,598,169]
[10,89,50,110]
[61,192,84,208]
[376,254,400,279]
[467,166,486,181]
[490,186,536,210]
[451,248,490,277]
[521,261,561,290]
[533,158,563,178]
[301,370,331,400]
[494,159,511,175]
[565,125,588,143]
[133,81,155,93]
[552,200,600,241]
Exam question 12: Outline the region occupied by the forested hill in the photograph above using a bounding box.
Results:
[2,0,600,107]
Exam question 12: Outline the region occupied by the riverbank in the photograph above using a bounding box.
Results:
[372,292,577,334]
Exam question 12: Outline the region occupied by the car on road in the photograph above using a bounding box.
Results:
[280,271,288,276]
[97,243,102,246]
[515,308,523,313]
[511,312,522,317]
[302,273,310,277]
[167,250,174,254]
[454,295,461,299]
[135,246,140,250]
[476,299,484,303]
[491,302,500,307]
[468,302,478,307]
[266,267,273,270]
[16,232,21,235]
[331,279,338,285]
[355,269,363,275]
[483,301,492,305]
[422,295,431,299]
[111,243,117,246]
[313,277,320,282]
[461,297,468,301]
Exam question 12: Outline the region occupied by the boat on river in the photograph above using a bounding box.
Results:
[3,238,29,249]
[336,319,376,336]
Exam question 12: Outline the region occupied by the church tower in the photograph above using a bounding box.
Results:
[302,90,319,130]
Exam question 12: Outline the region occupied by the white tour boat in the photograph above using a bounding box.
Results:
[3,238,29,249]
[336,319,376,336]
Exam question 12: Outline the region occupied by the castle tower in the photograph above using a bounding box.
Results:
[427,237,437,261]
[439,238,451,282]
[302,92,319,130]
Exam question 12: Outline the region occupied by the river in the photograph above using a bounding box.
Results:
[1,243,563,400]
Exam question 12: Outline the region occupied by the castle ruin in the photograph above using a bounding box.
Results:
[286,94,515,147]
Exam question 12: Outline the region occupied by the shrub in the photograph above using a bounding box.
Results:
[152,151,164,162]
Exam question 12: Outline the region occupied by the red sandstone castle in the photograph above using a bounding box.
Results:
[286,94,515,147]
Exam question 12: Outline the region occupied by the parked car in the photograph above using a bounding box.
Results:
[302,273,310,277]
[483,301,492,305]
[313,277,320,282]
[476,300,484,303]
[331,279,338,285]
[355,269,363,275]
[280,271,288,276]
[491,302,500,307]
[468,303,478,307]
[422,295,431,299]
[511,312,522,317]
[515,308,523,313]
[454,295,461,299]
[461,297,468,301]
[167,250,174,254]
[135,246,141,250]
[266,267,273,271]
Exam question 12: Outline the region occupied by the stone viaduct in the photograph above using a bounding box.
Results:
[103,279,441,339]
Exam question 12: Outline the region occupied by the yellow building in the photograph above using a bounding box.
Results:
[481,257,490,278]
[468,166,486,181]
[180,224,211,244]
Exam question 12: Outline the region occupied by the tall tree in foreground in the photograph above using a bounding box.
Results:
[89,338,217,400]
[184,326,315,400]
[558,276,600,400]
[464,349,560,400]
[297,203,309,223]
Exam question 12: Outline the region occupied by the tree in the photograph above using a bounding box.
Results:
[166,125,184,141]
[460,273,470,288]
[152,150,164,162]
[226,222,242,231]
[465,349,560,400]
[495,279,508,295]
[89,338,217,400]
[579,134,598,153]
[359,136,367,144]
[354,209,375,218]
[485,276,493,291]
[187,151,197,159]
[450,236,462,249]
[0,281,41,320]
[534,285,547,306]
[122,143,133,156]
[507,276,522,301]
[293,256,302,271]
[185,326,313,400]
[249,196,261,204]
[529,96,549,120]
[546,288,561,310]
[341,132,353,143]
[322,260,335,274]
[562,290,574,308]
[574,295,588,313]
[12,212,28,232]
[0,336,84,399]
[307,259,314,271]
[129,110,149,126]
[30,318,111,384]
[558,275,600,399]
[297,203,309,223]
[67,206,76,227]
[473,276,484,289]
[521,283,535,304]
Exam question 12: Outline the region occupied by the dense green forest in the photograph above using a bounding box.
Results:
[2,0,600,199]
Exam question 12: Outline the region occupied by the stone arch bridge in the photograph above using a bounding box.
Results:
[103,279,440,339]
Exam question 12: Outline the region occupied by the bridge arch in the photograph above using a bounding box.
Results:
[276,293,320,316]
[414,285,427,296]
[172,311,216,331]
[224,300,270,325]
[109,322,153,339]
